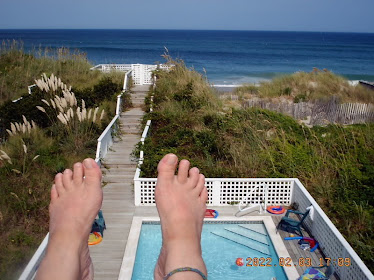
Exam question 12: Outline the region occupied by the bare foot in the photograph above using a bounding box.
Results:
[154,154,208,280]
[36,158,103,280]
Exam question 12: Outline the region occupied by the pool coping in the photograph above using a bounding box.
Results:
[118,216,299,280]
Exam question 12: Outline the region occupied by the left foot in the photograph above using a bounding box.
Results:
[36,158,103,280]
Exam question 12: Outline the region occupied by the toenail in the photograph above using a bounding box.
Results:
[83,159,93,168]
[166,154,177,165]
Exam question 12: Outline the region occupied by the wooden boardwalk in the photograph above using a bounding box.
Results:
[89,85,148,280]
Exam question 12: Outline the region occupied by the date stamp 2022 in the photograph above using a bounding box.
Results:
[236,257,351,267]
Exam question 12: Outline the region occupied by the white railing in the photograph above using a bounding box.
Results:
[292,179,374,280]
[90,64,132,73]
[18,70,133,280]
[134,175,293,207]
[17,234,49,280]
[94,70,132,164]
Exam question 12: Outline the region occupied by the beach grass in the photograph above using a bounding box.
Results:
[234,69,374,104]
[0,40,123,104]
[139,58,374,272]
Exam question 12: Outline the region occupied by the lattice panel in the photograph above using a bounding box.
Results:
[293,183,370,280]
[140,180,156,204]
[139,180,213,205]
[219,180,292,205]
[265,180,292,205]
[205,181,214,205]
[137,179,293,206]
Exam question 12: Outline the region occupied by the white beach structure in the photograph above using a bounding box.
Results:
[90,63,172,85]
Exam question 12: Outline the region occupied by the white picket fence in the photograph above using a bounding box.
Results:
[18,70,133,280]
[243,98,374,125]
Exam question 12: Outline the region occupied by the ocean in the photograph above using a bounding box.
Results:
[1,29,374,85]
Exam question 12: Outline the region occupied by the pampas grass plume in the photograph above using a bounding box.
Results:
[100,109,105,120]
[11,123,16,134]
[87,108,92,120]
[82,108,87,120]
[36,106,46,113]
[50,98,56,109]
[61,98,67,109]
[0,150,12,164]
[92,107,99,123]
[76,107,82,122]
[57,113,67,125]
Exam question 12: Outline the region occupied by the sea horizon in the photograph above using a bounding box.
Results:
[1,28,374,34]
[1,29,374,84]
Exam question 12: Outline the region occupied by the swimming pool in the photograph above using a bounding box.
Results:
[124,217,298,280]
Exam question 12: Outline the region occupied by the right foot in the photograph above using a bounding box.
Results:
[154,154,208,280]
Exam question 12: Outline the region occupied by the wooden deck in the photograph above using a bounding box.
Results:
[90,85,337,280]
[272,215,338,279]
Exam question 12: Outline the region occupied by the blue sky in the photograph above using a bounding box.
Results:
[0,0,373,32]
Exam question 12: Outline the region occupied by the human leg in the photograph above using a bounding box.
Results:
[36,158,103,280]
[154,154,208,280]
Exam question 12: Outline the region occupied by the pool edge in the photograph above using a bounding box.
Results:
[119,216,299,280]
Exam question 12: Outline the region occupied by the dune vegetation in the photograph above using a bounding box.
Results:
[139,57,374,272]
[233,68,374,104]
[0,40,123,104]
[0,44,126,279]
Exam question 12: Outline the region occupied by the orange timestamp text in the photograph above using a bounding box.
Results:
[243,257,351,267]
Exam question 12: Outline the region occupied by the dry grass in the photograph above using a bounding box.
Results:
[235,69,374,104]
[0,40,123,104]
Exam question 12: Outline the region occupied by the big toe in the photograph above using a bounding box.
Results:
[157,154,178,181]
[83,158,102,188]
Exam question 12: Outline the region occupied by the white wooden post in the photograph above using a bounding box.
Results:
[212,181,221,206]
[134,179,141,206]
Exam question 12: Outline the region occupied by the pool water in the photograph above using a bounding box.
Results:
[132,221,288,280]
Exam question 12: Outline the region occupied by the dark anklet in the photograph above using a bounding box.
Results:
[163,267,207,279]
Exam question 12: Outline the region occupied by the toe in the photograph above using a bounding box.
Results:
[177,159,190,183]
[55,173,65,195]
[194,174,206,196]
[50,184,59,201]
[157,154,178,182]
[200,183,208,204]
[62,169,74,190]
[82,158,102,187]
[73,162,84,185]
[188,167,200,187]
[201,185,208,203]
